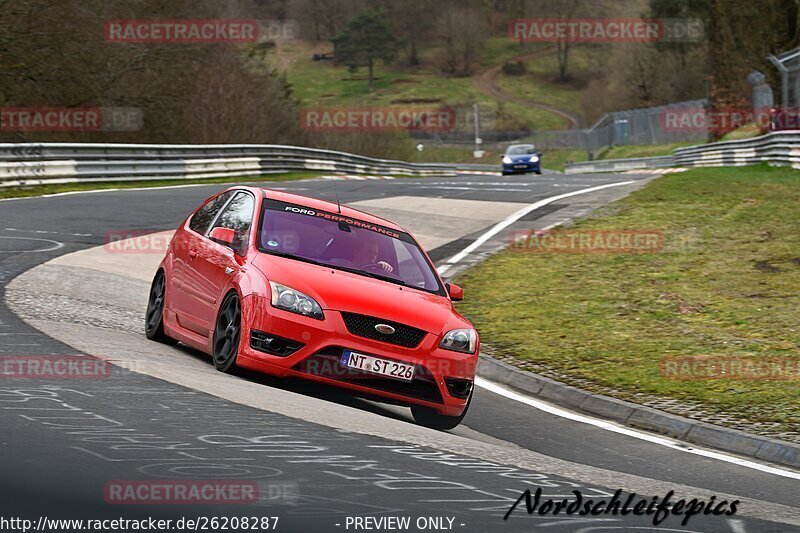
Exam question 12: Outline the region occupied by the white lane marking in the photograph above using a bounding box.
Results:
[0,236,64,253]
[424,181,552,186]
[475,377,800,480]
[437,180,635,275]
[414,186,534,192]
[1,343,40,347]
[4,227,95,237]
[323,174,395,180]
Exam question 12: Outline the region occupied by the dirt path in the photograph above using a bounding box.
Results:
[475,47,583,129]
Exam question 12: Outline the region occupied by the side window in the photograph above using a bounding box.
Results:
[210,192,255,253]
[189,191,234,235]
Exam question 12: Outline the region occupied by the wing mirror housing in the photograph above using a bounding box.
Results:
[446,282,464,301]
[209,227,235,246]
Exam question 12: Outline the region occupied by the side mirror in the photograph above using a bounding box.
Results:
[446,283,464,301]
[209,227,235,246]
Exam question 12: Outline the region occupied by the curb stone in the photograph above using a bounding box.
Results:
[476,354,800,470]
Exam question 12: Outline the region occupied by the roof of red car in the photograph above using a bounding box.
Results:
[257,187,406,232]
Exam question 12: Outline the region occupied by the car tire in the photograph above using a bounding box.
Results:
[145,270,177,345]
[212,291,242,373]
[535,170,542,174]
[411,391,472,430]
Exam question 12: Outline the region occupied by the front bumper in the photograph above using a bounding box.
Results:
[502,161,540,173]
[238,295,477,416]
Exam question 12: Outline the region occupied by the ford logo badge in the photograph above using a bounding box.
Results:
[375,324,396,335]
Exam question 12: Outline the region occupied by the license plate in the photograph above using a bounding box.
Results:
[340,350,415,382]
[513,164,527,169]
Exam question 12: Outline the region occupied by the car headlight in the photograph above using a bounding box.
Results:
[439,329,477,354]
[529,155,539,162]
[502,156,512,164]
[269,281,324,320]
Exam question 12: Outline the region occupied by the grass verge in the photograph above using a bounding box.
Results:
[455,164,800,435]
[541,148,588,172]
[518,142,691,173]
[494,44,600,120]
[283,38,569,133]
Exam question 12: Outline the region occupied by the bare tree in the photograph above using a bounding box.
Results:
[539,0,580,82]
[0,0,306,144]
[292,0,356,41]
[582,42,707,120]
[382,0,435,66]
[437,6,489,76]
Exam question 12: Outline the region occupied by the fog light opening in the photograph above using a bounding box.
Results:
[250,329,304,357]
[444,377,473,399]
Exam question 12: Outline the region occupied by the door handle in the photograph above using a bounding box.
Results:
[225,267,234,275]
[188,250,198,260]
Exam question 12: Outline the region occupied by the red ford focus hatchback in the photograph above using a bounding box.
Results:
[145,186,479,429]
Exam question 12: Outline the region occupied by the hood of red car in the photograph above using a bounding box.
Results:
[252,254,466,334]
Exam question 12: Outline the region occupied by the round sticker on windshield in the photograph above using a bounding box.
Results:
[267,240,279,247]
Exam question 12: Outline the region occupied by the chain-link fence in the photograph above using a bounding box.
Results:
[591,99,709,150]
[768,47,800,110]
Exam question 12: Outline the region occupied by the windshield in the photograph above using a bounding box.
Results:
[506,145,535,155]
[257,199,444,295]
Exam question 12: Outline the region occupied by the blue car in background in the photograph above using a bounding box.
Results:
[501,144,542,175]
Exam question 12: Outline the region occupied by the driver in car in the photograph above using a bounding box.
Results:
[353,238,394,273]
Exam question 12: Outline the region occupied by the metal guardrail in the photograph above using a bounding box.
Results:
[565,130,800,173]
[564,155,674,174]
[0,143,457,187]
[673,130,800,167]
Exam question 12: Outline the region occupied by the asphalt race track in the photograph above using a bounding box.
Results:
[1,172,799,532]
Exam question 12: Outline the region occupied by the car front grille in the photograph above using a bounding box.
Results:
[340,312,426,348]
[292,348,443,404]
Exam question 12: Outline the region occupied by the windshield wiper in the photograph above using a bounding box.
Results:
[334,265,411,288]
[263,249,327,268]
